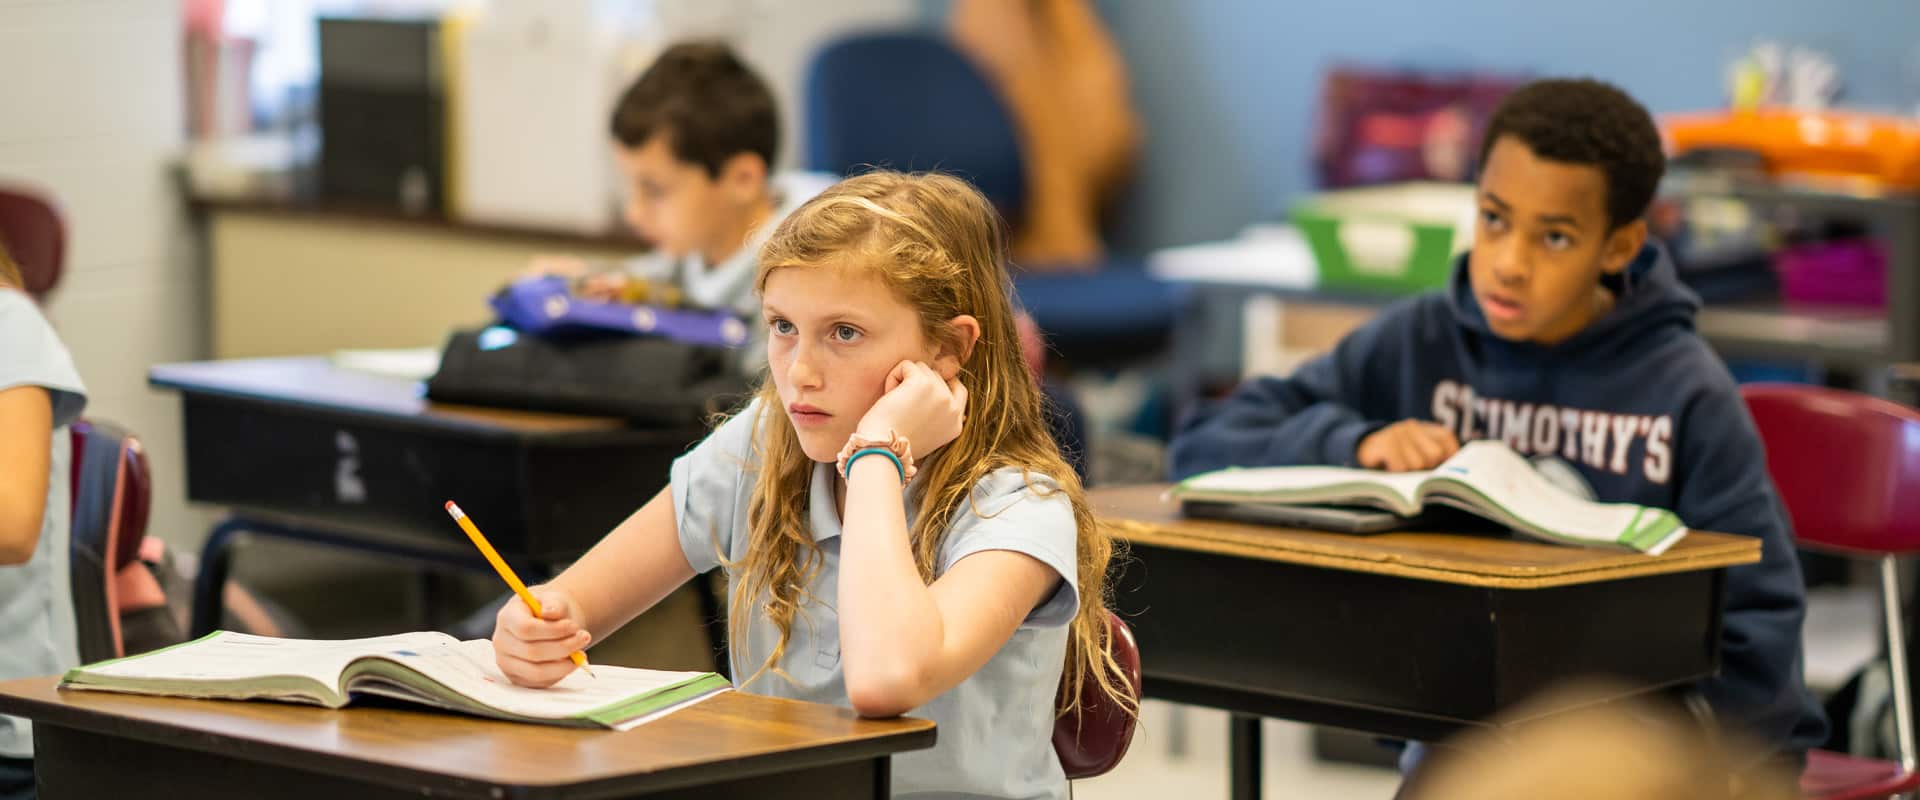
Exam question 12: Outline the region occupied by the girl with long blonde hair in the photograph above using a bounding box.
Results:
[494,170,1131,798]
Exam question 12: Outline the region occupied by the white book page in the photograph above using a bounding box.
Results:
[359,639,721,720]
[78,631,460,685]
[1180,465,1429,510]
[1428,442,1647,543]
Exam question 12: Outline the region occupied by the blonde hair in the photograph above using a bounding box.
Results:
[0,241,21,290]
[1411,682,1797,800]
[726,170,1132,718]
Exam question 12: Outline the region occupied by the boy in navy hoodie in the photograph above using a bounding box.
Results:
[1169,78,1827,767]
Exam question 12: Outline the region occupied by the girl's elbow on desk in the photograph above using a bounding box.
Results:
[844,658,939,718]
[0,507,42,565]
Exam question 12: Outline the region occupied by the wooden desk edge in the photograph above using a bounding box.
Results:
[147,360,650,437]
[1105,519,1761,589]
[0,679,936,793]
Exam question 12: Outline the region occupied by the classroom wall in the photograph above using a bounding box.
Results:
[722,0,919,170]
[922,1,1920,253]
[207,212,644,358]
[591,0,916,172]
[1096,0,1920,252]
[0,2,221,549]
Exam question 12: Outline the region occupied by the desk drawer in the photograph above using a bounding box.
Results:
[179,395,689,561]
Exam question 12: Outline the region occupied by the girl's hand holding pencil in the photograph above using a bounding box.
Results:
[489,583,595,689]
[445,501,596,688]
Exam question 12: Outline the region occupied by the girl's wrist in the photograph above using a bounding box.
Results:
[846,449,906,484]
[837,429,916,481]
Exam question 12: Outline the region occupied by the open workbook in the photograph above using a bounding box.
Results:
[1172,440,1689,554]
[60,631,730,731]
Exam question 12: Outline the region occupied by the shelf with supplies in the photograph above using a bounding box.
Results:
[1660,173,1920,368]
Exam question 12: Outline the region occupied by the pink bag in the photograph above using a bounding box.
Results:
[1776,239,1886,308]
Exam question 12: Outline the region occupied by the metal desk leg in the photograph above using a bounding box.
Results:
[1231,714,1263,800]
[189,517,251,638]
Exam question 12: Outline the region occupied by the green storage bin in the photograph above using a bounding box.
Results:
[1291,182,1476,295]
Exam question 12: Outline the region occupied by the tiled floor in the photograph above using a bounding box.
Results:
[1073,701,1402,799]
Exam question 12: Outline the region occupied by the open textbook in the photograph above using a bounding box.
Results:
[1172,440,1689,555]
[61,631,729,731]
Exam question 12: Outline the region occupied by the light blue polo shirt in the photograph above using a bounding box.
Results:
[0,289,87,758]
[671,400,1078,800]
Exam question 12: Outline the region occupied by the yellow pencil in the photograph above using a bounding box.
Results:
[444,500,594,678]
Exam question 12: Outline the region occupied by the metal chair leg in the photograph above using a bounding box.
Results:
[1881,555,1915,773]
[189,517,250,637]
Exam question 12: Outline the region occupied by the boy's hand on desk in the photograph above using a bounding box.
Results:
[523,255,590,280]
[520,256,630,301]
[576,272,632,302]
[1357,420,1460,472]
[492,584,592,689]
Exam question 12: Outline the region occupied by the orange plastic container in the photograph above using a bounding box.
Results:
[1662,110,1920,191]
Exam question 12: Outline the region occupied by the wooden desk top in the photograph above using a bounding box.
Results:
[0,678,934,794]
[1092,484,1761,589]
[149,357,635,437]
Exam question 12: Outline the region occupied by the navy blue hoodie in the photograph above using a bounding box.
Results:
[1170,244,1829,756]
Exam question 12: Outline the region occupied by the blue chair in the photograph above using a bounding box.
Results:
[805,31,1026,221]
[805,31,1178,371]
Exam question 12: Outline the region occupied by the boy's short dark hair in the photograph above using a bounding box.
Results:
[1476,78,1665,231]
[608,42,779,178]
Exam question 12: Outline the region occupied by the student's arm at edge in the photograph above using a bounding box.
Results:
[0,386,53,565]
